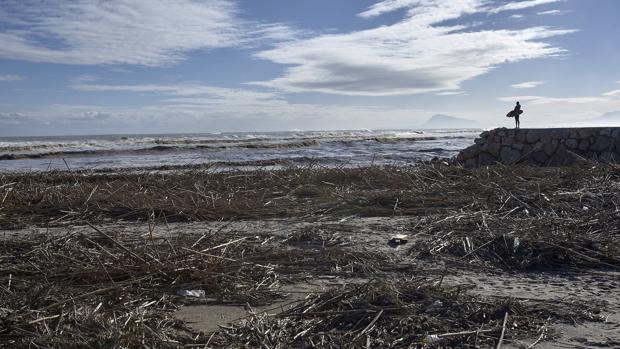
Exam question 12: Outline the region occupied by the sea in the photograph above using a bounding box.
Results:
[0,129,481,172]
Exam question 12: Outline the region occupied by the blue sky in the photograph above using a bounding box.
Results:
[1,0,619,136]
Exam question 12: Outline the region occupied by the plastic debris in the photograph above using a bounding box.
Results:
[424,334,443,343]
[388,234,409,246]
[176,289,206,298]
[426,300,444,312]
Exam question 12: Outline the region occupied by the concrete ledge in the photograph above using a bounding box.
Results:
[457,127,620,166]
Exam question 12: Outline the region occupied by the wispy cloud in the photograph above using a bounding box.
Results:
[537,9,565,15]
[603,90,620,98]
[251,0,573,96]
[0,74,26,82]
[436,91,465,96]
[491,0,564,13]
[358,0,482,19]
[0,112,29,124]
[497,85,620,126]
[1,81,441,131]
[0,0,298,66]
[71,82,280,101]
[501,82,620,105]
[511,81,545,89]
[498,95,607,104]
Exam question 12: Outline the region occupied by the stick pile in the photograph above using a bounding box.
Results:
[0,226,413,348]
[210,279,605,348]
[0,162,618,347]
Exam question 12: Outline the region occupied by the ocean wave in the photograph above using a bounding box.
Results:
[0,140,322,160]
[0,130,478,172]
[416,147,448,152]
[0,143,93,152]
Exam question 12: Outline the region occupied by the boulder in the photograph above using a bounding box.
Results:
[565,138,578,150]
[464,158,477,167]
[557,129,570,139]
[501,137,514,146]
[526,130,541,143]
[500,147,521,164]
[591,136,612,152]
[578,129,593,138]
[532,151,548,164]
[544,142,557,156]
[489,142,503,157]
[457,144,479,162]
[478,152,496,166]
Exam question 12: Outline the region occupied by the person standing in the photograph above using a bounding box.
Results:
[506,101,523,128]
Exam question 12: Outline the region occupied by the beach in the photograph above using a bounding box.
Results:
[2,0,617,347]
[1,154,619,348]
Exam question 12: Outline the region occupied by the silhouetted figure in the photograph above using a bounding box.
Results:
[506,101,523,128]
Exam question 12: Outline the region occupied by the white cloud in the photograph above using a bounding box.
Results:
[71,82,280,101]
[251,0,573,96]
[511,81,545,89]
[358,0,416,18]
[603,90,620,98]
[0,0,298,66]
[436,91,465,96]
[0,75,25,82]
[537,10,564,15]
[1,81,445,131]
[358,0,483,20]
[499,95,608,105]
[497,84,620,126]
[491,0,564,13]
[0,112,29,124]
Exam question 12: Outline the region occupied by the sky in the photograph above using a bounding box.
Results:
[0,0,619,136]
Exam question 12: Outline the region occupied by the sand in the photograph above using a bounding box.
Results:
[6,217,615,347]
[2,163,619,347]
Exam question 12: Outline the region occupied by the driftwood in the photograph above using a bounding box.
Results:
[0,162,617,347]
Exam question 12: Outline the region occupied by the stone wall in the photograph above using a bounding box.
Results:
[457,128,620,167]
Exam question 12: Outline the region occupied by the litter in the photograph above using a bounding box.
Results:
[176,290,206,298]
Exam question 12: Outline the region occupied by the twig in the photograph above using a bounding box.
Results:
[496,312,509,349]
[86,222,146,263]
[353,309,383,341]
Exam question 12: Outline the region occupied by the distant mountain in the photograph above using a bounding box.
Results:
[419,114,481,129]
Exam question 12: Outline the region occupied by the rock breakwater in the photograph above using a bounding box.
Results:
[457,127,620,166]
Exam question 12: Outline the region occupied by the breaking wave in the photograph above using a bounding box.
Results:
[0,129,480,171]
